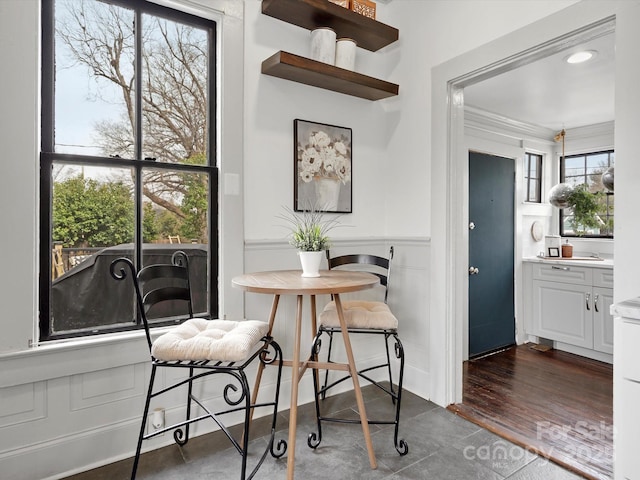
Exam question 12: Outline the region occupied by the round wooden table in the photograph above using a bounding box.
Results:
[232,270,379,479]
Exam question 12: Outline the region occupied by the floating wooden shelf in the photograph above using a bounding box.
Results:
[262,51,399,101]
[262,0,398,52]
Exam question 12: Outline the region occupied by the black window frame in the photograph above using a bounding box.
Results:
[524,152,543,203]
[560,149,614,239]
[40,0,219,341]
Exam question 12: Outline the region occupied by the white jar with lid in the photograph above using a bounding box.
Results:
[335,38,357,70]
[310,27,336,65]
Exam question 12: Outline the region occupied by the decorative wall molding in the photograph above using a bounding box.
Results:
[244,236,430,250]
[465,105,556,142]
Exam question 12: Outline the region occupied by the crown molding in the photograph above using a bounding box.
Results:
[565,121,614,140]
[465,105,555,142]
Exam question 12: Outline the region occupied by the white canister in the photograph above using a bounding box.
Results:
[335,38,357,70]
[310,27,336,65]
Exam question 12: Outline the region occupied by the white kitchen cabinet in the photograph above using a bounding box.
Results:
[532,278,593,348]
[524,260,613,360]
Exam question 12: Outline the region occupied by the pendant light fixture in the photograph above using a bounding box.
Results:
[548,128,573,208]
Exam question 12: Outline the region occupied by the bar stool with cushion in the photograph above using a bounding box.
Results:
[307,246,408,455]
[110,251,286,480]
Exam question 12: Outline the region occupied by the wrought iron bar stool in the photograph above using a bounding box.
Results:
[110,251,286,480]
[308,246,408,455]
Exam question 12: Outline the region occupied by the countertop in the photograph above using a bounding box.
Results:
[611,297,640,319]
[523,256,614,269]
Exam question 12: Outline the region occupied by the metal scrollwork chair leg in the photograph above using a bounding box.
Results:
[392,333,408,456]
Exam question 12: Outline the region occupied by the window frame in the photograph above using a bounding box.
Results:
[559,149,614,239]
[40,0,219,341]
[524,152,543,203]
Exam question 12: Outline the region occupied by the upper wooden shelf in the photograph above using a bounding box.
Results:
[262,51,399,101]
[261,0,399,52]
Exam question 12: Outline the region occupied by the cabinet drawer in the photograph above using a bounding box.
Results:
[593,268,614,288]
[532,263,592,285]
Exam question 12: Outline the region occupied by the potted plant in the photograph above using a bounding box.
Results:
[566,184,603,236]
[278,205,341,277]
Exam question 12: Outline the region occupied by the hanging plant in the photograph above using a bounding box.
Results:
[566,184,603,235]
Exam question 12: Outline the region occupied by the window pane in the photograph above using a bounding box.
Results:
[563,156,584,179]
[527,179,540,202]
[560,151,613,238]
[142,168,210,320]
[524,153,542,203]
[587,154,610,187]
[565,175,583,187]
[55,0,135,157]
[141,15,209,164]
[50,165,136,335]
[562,215,575,235]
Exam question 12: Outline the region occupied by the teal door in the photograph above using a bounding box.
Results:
[468,151,515,357]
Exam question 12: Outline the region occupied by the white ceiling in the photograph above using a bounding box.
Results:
[464,33,615,133]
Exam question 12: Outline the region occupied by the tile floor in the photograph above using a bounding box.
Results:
[65,386,585,479]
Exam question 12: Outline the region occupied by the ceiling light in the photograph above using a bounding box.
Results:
[565,50,597,64]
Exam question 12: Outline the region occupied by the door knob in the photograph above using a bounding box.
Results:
[469,266,479,275]
[469,222,475,230]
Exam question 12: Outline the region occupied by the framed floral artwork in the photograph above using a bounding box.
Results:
[294,119,352,213]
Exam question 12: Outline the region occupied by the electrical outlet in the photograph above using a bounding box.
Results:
[151,407,165,430]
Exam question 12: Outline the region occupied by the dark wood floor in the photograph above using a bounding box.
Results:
[448,344,613,480]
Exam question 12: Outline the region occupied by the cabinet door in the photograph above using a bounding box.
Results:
[593,287,613,354]
[532,279,593,348]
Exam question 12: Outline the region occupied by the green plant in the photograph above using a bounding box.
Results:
[277,205,342,251]
[566,184,603,235]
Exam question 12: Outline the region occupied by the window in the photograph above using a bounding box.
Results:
[40,0,218,341]
[560,150,614,238]
[524,152,543,203]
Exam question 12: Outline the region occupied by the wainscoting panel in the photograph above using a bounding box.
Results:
[0,381,46,427]
[70,364,143,411]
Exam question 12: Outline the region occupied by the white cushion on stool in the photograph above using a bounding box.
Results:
[319,300,398,330]
[151,318,269,362]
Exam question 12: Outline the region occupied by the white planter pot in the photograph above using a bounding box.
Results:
[298,251,324,278]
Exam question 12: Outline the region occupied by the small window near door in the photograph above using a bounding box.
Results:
[524,152,543,203]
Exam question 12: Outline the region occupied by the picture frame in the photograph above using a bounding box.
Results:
[547,247,560,258]
[294,119,352,213]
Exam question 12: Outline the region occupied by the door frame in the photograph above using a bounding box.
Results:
[465,143,522,361]
[429,7,617,407]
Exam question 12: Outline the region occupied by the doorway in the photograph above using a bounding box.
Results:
[429,12,617,406]
[468,151,515,357]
